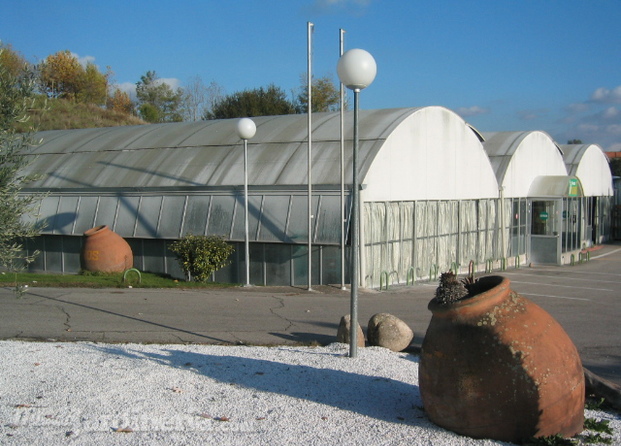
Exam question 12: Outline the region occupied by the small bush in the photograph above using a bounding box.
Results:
[169,235,234,282]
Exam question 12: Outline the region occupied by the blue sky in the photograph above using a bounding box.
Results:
[2,0,621,150]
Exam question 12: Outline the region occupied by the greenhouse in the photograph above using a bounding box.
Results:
[483,132,613,266]
[561,143,614,247]
[19,107,613,287]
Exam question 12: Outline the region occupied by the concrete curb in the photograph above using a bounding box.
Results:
[585,367,621,412]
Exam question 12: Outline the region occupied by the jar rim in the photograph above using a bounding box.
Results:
[83,225,108,237]
[428,275,509,313]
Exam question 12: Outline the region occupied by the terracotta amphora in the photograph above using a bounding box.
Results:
[419,275,584,443]
[81,225,133,273]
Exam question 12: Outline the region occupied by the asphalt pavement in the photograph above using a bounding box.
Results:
[1,243,620,386]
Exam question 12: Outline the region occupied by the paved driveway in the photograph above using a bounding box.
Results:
[1,243,620,386]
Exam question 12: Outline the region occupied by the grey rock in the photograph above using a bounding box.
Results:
[336,315,365,348]
[367,313,413,352]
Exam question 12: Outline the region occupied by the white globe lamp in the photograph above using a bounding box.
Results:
[337,48,377,91]
[236,117,256,140]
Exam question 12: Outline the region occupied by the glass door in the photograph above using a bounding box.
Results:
[530,200,561,264]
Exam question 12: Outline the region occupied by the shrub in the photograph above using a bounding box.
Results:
[168,235,234,282]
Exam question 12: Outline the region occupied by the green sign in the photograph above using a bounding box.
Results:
[568,178,579,197]
[539,212,549,221]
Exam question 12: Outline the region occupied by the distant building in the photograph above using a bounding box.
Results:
[613,176,621,240]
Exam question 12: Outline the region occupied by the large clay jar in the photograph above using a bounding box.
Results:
[419,275,584,444]
[81,225,133,273]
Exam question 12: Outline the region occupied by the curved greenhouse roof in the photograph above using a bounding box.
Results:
[24,107,497,199]
[24,106,498,200]
[24,108,417,190]
[561,143,613,196]
[23,107,500,242]
[362,106,498,201]
[483,131,567,198]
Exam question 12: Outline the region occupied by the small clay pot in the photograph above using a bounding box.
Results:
[81,225,133,273]
[419,275,584,443]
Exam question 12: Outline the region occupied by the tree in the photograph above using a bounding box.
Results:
[205,84,295,119]
[106,87,134,115]
[38,50,109,105]
[135,70,183,123]
[180,76,223,121]
[0,43,28,78]
[0,49,45,273]
[77,62,108,105]
[38,50,83,100]
[295,74,343,113]
[138,102,161,123]
[169,235,234,282]
[567,139,583,145]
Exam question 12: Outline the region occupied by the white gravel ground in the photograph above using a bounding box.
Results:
[0,341,619,446]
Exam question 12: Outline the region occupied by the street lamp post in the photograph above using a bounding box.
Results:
[236,118,257,287]
[337,48,377,358]
[339,29,346,291]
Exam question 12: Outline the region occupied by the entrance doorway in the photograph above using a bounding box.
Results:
[530,200,560,264]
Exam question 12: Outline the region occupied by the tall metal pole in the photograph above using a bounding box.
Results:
[307,21,314,291]
[349,88,360,357]
[499,186,506,262]
[339,29,346,291]
[337,48,376,359]
[244,138,250,287]
[236,117,256,287]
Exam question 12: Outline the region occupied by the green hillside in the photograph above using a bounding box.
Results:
[18,97,146,132]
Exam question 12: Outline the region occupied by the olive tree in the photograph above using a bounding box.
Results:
[0,45,45,274]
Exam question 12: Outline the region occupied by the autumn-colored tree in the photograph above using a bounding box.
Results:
[295,74,343,113]
[39,50,83,100]
[107,87,134,115]
[0,43,29,78]
[136,70,183,123]
[39,51,108,105]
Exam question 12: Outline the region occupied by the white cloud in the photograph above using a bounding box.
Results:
[562,108,621,150]
[155,77,181,91]
[308,0,371,14]
[590,85,621,104]
[456,105,488,117]
[518,108,549,121]
[606,124,621,135]
[566,102,590,114]
[602,106,619,119]
[555,88,621,150]
[70,52,96,68]
[113,82,137,101]
[315,0,371,6]
[577,123,600,133]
